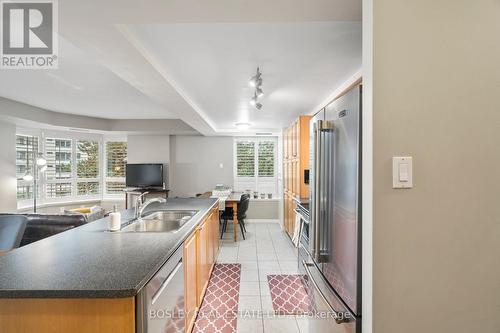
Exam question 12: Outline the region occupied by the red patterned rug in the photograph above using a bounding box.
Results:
[267,274,312,315]
[193,263,241,333]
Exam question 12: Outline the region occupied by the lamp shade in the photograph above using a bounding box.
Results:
[36,155,47,166]
[23,172,34,181]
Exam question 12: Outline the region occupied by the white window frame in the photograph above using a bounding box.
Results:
[16,130,42,208]
[233,136,278,196]
[16,128,126,209]
[103,136,127,199]
[42,130,103,203]
[75,138,102,198]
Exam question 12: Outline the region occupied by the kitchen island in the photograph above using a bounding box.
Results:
[0,198,220,333]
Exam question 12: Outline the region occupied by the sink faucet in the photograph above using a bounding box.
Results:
[135,194,167,219]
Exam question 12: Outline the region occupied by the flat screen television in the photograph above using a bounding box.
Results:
[126,163,164,188]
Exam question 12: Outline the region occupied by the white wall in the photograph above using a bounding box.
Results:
[169,136,233,197]
[169,135,279,220]
[127,134,170,186]
[0,121,17,213]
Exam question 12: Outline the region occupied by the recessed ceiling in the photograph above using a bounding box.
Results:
[0,0,362,134]
[128,22,361,130]
[0,37,177,120]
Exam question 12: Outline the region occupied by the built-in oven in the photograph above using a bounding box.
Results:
[136,246,185,333]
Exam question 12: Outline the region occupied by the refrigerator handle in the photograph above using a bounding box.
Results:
[302,260,351,324]
[312,120,322,261]
[315,120,334,263]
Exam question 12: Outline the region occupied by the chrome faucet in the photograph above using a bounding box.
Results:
[135,194,167,220]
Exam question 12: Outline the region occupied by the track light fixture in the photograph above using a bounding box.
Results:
[256,86,264,97]
[249,67,262,87]
[249,67,264,110]
[250,92,258,106]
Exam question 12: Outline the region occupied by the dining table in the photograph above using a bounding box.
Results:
[199,191,242,242]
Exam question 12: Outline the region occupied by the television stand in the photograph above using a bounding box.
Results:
[124,188,170,209]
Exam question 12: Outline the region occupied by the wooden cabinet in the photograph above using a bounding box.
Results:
[0,298,135,333]
[183,231,198,332]
[211,208,220,264]
[196,218,209,306]
[206,212,214,273]
[283,192,298,237]
[183,205,220,333]
[283,115,311,237]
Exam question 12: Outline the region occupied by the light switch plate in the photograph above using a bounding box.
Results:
[393,156,413,188]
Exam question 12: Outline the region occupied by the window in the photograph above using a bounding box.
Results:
[234,137,278,196]
[16,129,128,208]
[105,141,127,194]
[236,141,255,177]
[45,138,73,198]
[258,141,275,177]
[16,135,39,200]
[76,140,100,195]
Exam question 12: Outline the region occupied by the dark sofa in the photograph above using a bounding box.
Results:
[0,214,87,246]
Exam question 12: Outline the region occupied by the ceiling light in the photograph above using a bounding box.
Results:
[256,87,264,97]
[235,122,251,130]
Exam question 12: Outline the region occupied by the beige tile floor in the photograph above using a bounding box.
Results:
[216,221,307,333]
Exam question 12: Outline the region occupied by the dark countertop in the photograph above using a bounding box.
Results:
[0,198,218,298]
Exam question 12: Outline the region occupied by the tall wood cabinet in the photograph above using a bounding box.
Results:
[283,115,311,237]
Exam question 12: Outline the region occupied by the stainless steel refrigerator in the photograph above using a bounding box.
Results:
[301,85,361,333]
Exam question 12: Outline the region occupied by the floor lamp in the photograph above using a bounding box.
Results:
[22,138,46,213]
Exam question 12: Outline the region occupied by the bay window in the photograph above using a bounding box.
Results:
[16,130,127,208]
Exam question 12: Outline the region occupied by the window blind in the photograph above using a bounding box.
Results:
[236,141,255,177]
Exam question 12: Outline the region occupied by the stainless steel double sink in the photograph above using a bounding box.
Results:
[120,210,198,233]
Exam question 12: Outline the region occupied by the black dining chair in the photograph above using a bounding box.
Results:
[220,194,250,240]
[0,215,28,252]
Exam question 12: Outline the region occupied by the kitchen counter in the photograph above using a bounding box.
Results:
[0,198,218,298]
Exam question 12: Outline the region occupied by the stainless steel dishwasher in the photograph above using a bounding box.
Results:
[136,246,184,333]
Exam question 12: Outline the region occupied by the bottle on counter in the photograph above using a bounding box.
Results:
[108,205,121,232]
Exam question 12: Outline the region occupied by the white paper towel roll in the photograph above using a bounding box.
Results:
[109,212,121,231]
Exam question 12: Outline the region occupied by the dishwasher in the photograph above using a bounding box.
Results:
[136,246,184,333]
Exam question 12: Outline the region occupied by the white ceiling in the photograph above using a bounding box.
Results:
[0,0,362,134]
[0,37,177,119]
[129,22,361,130]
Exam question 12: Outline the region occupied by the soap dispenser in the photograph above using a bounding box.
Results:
[109,205,121,231]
